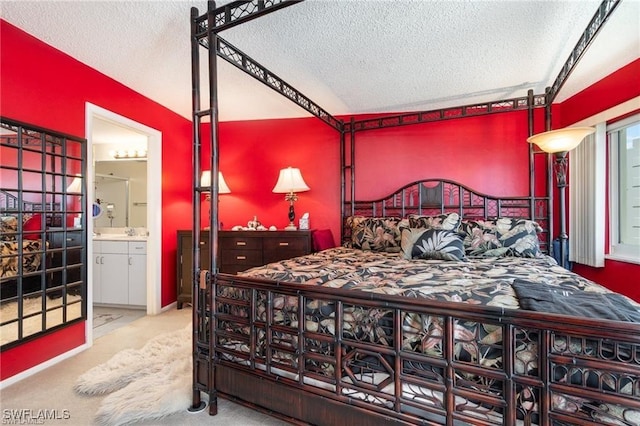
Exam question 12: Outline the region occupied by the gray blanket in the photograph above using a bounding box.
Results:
[513,279,640,323]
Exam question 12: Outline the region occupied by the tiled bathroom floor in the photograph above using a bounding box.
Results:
[92,305,146,339]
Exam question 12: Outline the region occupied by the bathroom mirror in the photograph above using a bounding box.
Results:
[94,160,147,228]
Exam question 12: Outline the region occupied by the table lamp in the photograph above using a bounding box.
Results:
[272,167,310,231]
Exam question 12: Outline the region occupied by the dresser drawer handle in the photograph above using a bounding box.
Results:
[236,255,247,260]
[236,241,247,246]
[278,242,289,246]
[199,241,205,245]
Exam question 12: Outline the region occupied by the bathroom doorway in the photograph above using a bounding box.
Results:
[85,103,162,343]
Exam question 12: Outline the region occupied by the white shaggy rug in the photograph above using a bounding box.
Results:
[74,324,192,425]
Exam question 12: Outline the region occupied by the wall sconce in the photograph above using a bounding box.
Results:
[200,171,231,201]
[109,149,147,160]
[527,126,595,269]
[272,167,310,231]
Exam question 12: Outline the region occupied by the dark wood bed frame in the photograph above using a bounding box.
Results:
[194,179,640,425]
[190,1,638,425]
[200,277,640,425]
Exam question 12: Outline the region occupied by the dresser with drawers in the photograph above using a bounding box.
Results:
[176,230,312,308]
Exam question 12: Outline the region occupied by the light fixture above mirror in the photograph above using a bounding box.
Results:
[109,148,147,160]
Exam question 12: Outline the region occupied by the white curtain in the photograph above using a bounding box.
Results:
[569,122,605,267]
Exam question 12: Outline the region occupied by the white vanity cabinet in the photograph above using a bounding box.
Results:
[127,241,147,306]
[93,239,146,306]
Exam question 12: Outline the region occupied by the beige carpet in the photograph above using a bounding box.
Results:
[0,295,82,346]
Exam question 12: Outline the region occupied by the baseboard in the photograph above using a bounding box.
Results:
[161,301,177,313]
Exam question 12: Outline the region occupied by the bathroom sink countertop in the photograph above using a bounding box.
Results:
[93,235,148,241]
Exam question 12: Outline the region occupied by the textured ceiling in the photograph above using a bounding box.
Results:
[1,0,638,123]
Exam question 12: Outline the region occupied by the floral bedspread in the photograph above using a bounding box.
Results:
[240,247,637,313]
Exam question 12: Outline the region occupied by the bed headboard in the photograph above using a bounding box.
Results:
[343,178,549,253]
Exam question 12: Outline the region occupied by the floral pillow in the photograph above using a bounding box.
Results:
[347,216,403,252]
[1,216,18,241]
[407,212,461,232]
[460,218,543,257]
[401,227,466,261]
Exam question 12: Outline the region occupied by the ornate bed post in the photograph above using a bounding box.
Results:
[527,89,535,222]
[189,3,200,412]
[340,120,346,243]
[206,0,221,416]
[544,86,554,260]
[555,152,569,268]
[190,0,309,417]
[189,4,206,414]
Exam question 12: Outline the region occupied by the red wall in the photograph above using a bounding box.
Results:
[0,323,85,380]
[554,59,640,302]
[208,111,543,242]
[210,109,544,242]
[0,20,192,380]
[209,118,342,239]
[554,59,640,128]
[351,111,538,199]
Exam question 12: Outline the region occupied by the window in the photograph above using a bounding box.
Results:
[608,115,640,263]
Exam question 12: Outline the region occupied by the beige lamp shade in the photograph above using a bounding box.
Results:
[200,171,231,194]
[272,167,310,193]
[527,127,595,154]
[66,176,82,193]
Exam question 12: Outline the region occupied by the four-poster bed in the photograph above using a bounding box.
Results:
[189,1,639,425]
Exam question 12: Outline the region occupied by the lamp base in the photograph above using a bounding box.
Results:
[284,223,297,231]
